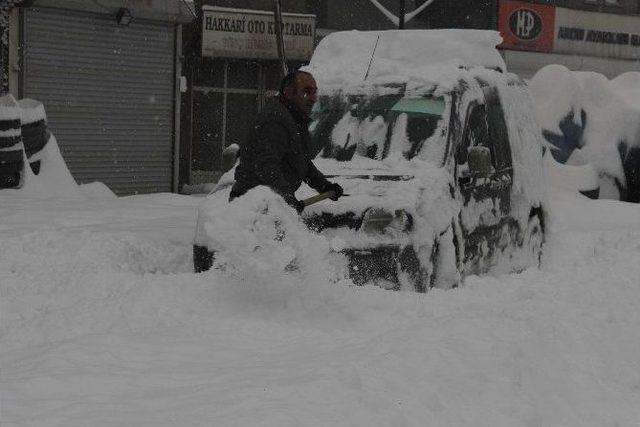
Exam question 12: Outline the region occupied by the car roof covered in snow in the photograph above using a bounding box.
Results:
[304,30,506,94]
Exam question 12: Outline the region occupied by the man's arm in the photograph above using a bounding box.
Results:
[304,158,343,201]
[303,158,331,193]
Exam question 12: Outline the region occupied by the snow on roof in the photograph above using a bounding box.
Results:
[304,30,506,92]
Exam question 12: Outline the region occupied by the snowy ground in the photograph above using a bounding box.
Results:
[2,186,640,426]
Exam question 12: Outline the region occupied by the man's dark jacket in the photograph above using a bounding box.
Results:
[230,98,330,205]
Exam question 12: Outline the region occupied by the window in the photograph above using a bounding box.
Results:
[311,94,446,162]
[457,104,490,166]
[456,91,513,183]
[484,90,512,172]
[456,104,498,180]
[388,98,445,158]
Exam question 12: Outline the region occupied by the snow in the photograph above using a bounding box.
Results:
[199,162,456,280]
[529,65,640,197]
[544,151,600,193]
[3,180,640,425]
[304,30,506,92]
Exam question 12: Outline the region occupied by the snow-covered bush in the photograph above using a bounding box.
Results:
[529,65,640,202]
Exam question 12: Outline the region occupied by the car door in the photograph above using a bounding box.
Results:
[455,87,515,274]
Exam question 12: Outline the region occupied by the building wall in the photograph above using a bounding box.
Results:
[525,0,640,14]
[410,0,497,30]
[311,0,496,31]
[0,15,8,94]
[314,0,411,31]
[20,6,178,195]
[195,0,313,14]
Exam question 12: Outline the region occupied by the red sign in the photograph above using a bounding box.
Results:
[498,0,555,52]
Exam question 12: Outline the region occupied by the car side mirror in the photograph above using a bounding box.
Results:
[467,146,493,178]
[221,144,239,172]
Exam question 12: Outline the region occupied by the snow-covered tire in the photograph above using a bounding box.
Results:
[398,246,429,292]
[524,213,544,268]
[430,226,461,289]
[193,245,214,273]
[428,240,441,289]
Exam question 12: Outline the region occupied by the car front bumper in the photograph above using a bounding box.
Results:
[193,242,428,292]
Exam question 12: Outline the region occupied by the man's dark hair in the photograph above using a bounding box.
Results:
[279,70,312,94]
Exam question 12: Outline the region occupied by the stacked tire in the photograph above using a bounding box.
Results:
[0,94,24,189]
[18,99,51,175]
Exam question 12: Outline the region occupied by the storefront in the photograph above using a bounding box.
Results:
[183,6,315,186]
[7,0,193,195]
[498,0,640,78]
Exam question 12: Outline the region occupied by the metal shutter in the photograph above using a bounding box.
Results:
[23,7,175,195]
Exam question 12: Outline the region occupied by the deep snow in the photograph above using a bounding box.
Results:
[2,181,640,426]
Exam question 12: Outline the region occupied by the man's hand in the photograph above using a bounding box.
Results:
[323,183,344,201]
[292,199,305,214]
[283,193,305,214]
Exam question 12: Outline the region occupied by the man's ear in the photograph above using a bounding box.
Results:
[282,85,293,99]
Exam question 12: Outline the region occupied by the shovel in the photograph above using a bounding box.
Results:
[302,191,348,207]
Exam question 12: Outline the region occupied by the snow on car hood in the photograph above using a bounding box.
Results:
[301,156,445,215]
[203,158,458,254]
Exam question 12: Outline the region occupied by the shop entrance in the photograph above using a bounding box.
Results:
[190,58,283,185]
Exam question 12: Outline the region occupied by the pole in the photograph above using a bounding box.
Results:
[273,0,288,78]
[398,0,405,29]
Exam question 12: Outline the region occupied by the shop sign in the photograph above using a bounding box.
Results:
[554,8,640,60]
[498,0,555,52]
[201,6,316,60]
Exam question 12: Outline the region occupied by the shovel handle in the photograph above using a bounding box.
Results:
[302,191,336,207]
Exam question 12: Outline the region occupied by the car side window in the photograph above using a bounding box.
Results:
[466,105,490,150]
[484,91,513,172]
[457,104,492,167]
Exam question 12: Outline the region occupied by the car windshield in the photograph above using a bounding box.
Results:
[309,93,446,161]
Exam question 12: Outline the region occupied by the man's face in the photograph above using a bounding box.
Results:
[284,72,317,117]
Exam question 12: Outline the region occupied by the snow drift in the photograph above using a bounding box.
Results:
[0,94,114,199]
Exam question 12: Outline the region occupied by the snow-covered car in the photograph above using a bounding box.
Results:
[193,30,546,290]
[530,65,640,202]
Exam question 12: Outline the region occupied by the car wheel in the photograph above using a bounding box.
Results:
[398,246,428,292]
[430,225,462,289]
[524,213,544,268]
[398,232,459,292]
[193,245,214,273]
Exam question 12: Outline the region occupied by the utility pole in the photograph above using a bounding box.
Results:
[272,0,288,78]
[398,0,406,29]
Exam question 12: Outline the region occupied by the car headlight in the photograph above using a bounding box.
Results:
[360,208,411,235]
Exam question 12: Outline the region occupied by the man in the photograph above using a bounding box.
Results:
[229,70,343,213]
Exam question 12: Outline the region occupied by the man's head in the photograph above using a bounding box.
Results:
[280,70,317,117]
